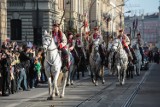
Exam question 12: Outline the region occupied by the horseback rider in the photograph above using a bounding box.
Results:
[68,32,75,52]
[91,27,105,65]
[136,32,144,63]
[52,23,69,71]
[67,32,79,63]
[117,29,133,61]
[75,34,86,59]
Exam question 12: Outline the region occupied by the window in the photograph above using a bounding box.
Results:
[10,19,22,40]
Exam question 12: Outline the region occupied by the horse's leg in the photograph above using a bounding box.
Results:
[54,70,60,97]
[45,64,53,100]
[48,77,52,97]
[136,63,139,76]
[71,65,76,85]
[90,66,95,84]
[60,71,68,98]
[66,66,72,86]
[77,66,79,79]
[46,76,55,100]
[101,66,105,84]
[138,60,142,75]
[94,69,99,86]
[122,65,127,85]
[117,65,121,85]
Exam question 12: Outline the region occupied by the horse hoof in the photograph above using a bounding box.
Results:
[47,96,53,100]
[66,84,70,87]
[71,82,74,85]
[60,94,64,98]
[55,93,59,96]
[102,80,105,84]
[95,82,98,86]
[92,80,95,84]
[122,81,125,85]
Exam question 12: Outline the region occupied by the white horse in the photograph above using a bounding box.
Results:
[89,39,104,86]
[131,39,142,76]
[42,30,68,100]
[108,38,128,85]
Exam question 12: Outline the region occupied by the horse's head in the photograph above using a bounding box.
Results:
[111,39,120,52]
[92,40,99,54]
[132,44,139,50]
[42,30,53,52]
[131,39,139,50]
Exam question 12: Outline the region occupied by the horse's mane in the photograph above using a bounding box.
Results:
[44,30,52,38]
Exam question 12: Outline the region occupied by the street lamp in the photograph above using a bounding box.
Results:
[141,14,144,39]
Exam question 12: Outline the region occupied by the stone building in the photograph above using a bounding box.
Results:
[125,8,160,44]
[90,0,124,36]
[7,0,64,45]
[6,0,124,45]
[64,0,85,34]
[0,0,7,45]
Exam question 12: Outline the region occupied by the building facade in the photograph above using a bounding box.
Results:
[0,0,7,45]
[6,0,124,44]
[125,13,160,44]
[7,0,64,45]
[100,0,124,36]
[64,0,85,34]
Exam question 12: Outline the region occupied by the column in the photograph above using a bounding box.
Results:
[0,0,7,45]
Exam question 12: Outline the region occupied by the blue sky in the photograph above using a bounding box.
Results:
[125,0,159,16]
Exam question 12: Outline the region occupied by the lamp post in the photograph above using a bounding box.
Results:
[69,0,72,31]
[141,14,144,39]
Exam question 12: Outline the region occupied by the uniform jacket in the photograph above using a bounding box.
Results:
[68,38,75,48]
[52,30,67,49]
[119,34,130,48]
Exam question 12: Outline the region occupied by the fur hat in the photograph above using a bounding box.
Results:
[76,34,80,37]
[119,29,123,32]
[52,23,59,27]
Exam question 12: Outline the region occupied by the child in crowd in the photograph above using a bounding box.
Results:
[34,56,41,86]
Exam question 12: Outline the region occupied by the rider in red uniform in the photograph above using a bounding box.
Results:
[52,23,69,71]
[118,29,133,61]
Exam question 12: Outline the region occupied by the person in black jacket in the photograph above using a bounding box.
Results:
[1,48,11,96]
[18,46,31,91]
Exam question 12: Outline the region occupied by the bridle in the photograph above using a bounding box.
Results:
[43,35,57,51]
[111,40,121,53]
[43,35,59,66]
[91,45,99,62]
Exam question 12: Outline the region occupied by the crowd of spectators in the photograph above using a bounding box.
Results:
[0,41,47,96]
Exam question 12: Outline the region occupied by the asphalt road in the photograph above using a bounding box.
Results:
[0,63,159,107]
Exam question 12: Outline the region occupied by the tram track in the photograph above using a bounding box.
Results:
[121,63,153,107]
[75,80,116,107]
